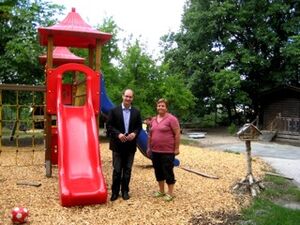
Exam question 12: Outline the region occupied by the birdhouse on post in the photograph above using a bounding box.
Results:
[237,123,261,141]
[234,123,264,197]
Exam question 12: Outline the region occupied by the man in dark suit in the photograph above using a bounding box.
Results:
[107,89,142,201]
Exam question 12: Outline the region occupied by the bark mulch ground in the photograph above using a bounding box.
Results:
[0,142,269,225]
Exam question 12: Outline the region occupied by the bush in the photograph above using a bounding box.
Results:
[227,123,237,135]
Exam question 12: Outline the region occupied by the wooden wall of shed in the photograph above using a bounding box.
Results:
[262,97,300,130]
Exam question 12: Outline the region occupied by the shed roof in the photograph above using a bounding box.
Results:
[38,8,112,48]
[260,85,300,97]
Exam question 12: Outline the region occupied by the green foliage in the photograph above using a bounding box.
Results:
[157,71,196,120]
[97,17,122,71]
[223,149,240,154]
[103,39,196,120]
[263,175,300,201]
[227,123,237,135]
[241,175,300,225]
[0,0,63,84]
[241,198,300,225]
[196,113,216,127]
[162,0,300,125]
[180,138,199,147]
[282,35,300,84]
[0,0,195,123]
[2,0,298,127]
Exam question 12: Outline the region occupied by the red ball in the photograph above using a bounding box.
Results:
[11,207,29,224]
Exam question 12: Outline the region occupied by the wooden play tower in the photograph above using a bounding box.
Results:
[38,8,112,177]
[39,47,85,166]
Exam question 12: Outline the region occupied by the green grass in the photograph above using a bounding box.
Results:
[180,138,199,146]
[262,176,300,201]
[223,149,241,154]
[239,175,300,225]
[241,198,300,225]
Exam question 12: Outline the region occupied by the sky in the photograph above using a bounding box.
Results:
[49,0,186,56]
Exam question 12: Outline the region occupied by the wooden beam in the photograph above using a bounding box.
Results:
[46,36,53,69]
[45,35,53,177]
[88,46,94,69]
[95,39,102,73]
[17,180,41,187]
[0,84,45,92]
[266,172,294,180]
[179,166,219,179]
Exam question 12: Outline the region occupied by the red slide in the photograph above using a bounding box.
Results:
[55,66,107,207]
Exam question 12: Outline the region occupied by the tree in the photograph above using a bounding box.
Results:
[0,0,63,84]
[163,0,300,124]
[114,40,161,117]
[71,14,195,120]
[157,61,196,121]
[97,17,123,103]
[211,69,250,124]
[113,40,195,120]
[282,35,300,84]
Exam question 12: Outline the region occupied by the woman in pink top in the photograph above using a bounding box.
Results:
[147,98,180,201]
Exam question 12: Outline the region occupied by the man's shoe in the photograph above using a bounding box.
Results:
[110,193,119,201]
[122,192,130,200]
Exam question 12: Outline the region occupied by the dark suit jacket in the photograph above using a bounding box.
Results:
[107,105,142,152]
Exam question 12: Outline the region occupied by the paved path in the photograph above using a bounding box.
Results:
[210,141,300,187]
[183,133,300,188]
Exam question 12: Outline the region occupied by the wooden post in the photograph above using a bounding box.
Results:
[46,36,53,69]
[233,139,264,197]
[88,45,94,69]
[246,140,252,176]
[245,140,256,196]
[95,40,102,131]
[95,39,101,73]
[45,35,53,177]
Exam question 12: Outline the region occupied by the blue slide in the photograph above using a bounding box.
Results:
[100,73,180,165]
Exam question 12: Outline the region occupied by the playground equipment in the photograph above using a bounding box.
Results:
[0,84,45,166]
[47,63,106,206]
[39,47,85,66]
[39,46,86,165]
[38,8,112,206]
[0,7,180,207]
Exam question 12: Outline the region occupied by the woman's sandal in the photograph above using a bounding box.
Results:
[163,194,174,202]
[152,191,165,198]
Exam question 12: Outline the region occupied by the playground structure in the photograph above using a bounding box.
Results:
[0,7,175,207]
[40,47,86,165]
[37,8,112,206]
[0,47,86,166]
[37,8,154,206]
[0,84,45,154]
[39,9,157,206]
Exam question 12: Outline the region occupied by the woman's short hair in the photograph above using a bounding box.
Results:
[156,98,168,108]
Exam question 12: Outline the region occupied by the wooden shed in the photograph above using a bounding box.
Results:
[258,85,300,144]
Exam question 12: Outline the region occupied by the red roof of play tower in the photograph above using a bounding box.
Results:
[39,47,85,65]
[38,8,112,48]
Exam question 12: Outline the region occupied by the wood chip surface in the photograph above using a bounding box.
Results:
[0,142,268,225]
